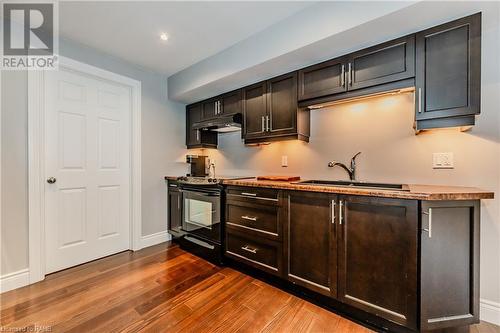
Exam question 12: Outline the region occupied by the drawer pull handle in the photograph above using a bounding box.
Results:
[241,215,257,221]
[241,192,257,197]
[241,245,258,254]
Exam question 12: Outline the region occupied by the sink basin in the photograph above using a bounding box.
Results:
[294,180,409,191]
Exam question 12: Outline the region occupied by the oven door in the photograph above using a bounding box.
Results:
[181,188,221,243]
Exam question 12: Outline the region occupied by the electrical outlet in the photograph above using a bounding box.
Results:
[433,152,454,169]
[281,155,288,167]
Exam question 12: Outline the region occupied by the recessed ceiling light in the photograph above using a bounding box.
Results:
[160,32,169,41]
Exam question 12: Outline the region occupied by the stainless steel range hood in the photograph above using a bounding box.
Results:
[192,113,242,133]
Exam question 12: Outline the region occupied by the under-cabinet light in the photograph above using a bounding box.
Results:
[308,87,415,110]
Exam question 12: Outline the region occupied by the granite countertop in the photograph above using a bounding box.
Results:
[165,176,494,200]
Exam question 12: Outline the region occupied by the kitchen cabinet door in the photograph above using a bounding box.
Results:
[167,184,183,237]
[201,98,219,120]
[415,13,481,124]
[298,57,348,101]
[242,82,267,139]
[267,72,298,137]
[348,35,415,91]
[186,103,217,148]
[186,103,202,147]
[338,195,418,329]
[286,191,337,297]
[420,200,480,330]
[220,89,242,116]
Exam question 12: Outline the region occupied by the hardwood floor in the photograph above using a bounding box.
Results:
[1,242,498,333]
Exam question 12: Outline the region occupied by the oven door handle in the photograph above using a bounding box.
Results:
[179,189,220,197]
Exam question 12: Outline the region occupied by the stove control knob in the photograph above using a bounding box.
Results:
[212,178,218,183]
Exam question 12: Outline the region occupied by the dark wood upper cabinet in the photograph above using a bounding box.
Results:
[338,195,418,329]
[298,37,414,102]
[287,191,337,297]
[415,13,481,129]
[348,35,415,91]
[186,103,202,146]
[267,72,298,136]
[242,82,267,139]
[298,56,348,101]
[186,103,217,148]
[220,89,242,116]
[420,200,480,331]
[243,73,309,144]
[201,98,218,120]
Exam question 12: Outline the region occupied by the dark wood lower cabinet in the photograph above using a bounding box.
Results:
[420,200,480,331]
[286,191,337,297]
[223,186,482,332]
[338,195,418,329]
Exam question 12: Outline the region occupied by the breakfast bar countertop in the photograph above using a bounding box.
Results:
[219,178,495,201]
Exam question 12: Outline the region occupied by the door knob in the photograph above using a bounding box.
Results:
[47,177,56,184]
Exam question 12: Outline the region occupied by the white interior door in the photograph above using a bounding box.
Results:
[44,67,131,274]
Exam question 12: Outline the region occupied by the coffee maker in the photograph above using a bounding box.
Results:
[186,155,208,177]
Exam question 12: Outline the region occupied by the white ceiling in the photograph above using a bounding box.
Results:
[59,1,313,75]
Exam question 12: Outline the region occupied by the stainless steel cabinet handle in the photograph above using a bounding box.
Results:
[241,245,257,254]
[47,177,56,184]
[423,208,432,238]
[196,130,200,141]
[241,215,258,221]
[418,88,422,113]
[339,200,343,225]
[241,192,257,197]
[218,101,222,114]
[261,116,265,132]
[331,200,336,224]
[177,195,180,210]
[348,63,352,86]
[266,115,270,131]
[341,64,345,87]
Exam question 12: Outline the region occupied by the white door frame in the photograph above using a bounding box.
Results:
[28,56,142,284]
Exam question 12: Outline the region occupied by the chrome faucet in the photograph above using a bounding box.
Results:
[328,152,361,181]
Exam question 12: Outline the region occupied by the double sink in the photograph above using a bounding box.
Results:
[294,180,409,191]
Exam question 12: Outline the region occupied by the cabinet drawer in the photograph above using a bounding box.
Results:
[226,201,280,239]
[225,230,282,276]
[226,186,279,204]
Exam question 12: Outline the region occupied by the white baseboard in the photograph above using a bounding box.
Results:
[0,269,30,293]
[481,298,500,326]
[139,230,171,249]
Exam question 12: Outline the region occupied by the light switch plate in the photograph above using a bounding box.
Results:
[281,155,288,167]
[433,152,454,169]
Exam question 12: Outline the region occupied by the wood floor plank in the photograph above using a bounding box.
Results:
[1,242,498,333]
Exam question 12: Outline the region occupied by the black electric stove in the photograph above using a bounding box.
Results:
[169,175,253,264]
